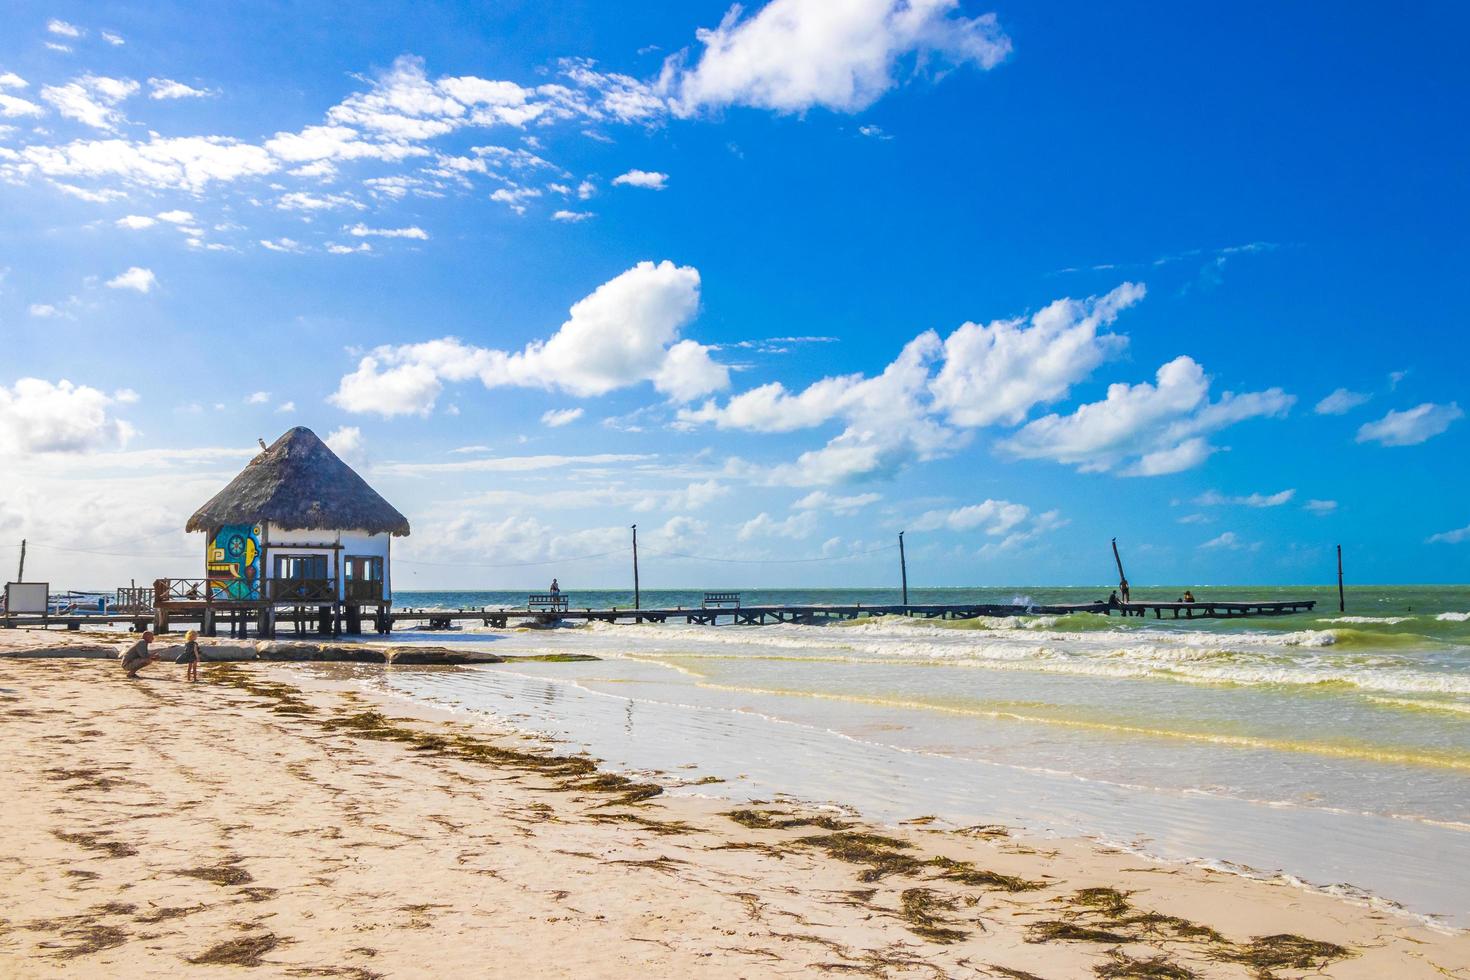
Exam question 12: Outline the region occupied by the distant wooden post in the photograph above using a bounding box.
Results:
[1111,537,1129,601]
[631,524,641,610]
[15,539,24,582]
[1337,544,1345,613]
[899,532,908,606]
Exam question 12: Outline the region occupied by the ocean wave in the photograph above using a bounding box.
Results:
[1437,612,1470,623]
[1319,616,1415,625]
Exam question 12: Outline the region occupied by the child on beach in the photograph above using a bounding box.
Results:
[120,631,158,678]
[176,629,201,682]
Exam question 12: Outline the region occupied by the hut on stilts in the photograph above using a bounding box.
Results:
[168,426,410,638]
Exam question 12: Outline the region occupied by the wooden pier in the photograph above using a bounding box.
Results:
[1,598,1316,634]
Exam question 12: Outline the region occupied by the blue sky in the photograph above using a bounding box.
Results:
[2,0,1467,590]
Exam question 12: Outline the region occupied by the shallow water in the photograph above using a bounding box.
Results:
[353,585,1470,925]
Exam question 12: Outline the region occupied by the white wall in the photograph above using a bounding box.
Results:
[263,525,395,603]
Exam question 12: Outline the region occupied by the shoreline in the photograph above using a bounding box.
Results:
[3,633,1469,977]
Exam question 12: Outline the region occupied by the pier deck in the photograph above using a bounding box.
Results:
[1,598,1316,633]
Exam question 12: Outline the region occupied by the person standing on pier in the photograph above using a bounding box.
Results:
[549,578,560,595]
[1119,578,1131,603]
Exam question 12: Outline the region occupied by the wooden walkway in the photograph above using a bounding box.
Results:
[1,598,1316,632]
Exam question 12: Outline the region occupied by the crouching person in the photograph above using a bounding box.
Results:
[121,631,158,678]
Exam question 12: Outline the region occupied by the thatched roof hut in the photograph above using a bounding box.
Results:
[187,427,410,536]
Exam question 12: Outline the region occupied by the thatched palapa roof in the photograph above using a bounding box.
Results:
[186,427,410,536]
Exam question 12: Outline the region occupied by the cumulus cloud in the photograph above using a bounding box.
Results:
[330,260,726,417]
[612,168,668,190]
[931,282,1142,427]
[793,490,881,514]
[0,90,45,118]
[681,282,1263,485]
[739,510,818,541]
[40,75,140,130]
[1314,387,1370,415]
[1199,531,1249,550]
[325,426,367,466]
[669,0,1011,115]
[47,19,82,38]
[909,498,1066,549]
[1304,499,1337,515]
[1000,355,1294,476]
[541,407,585,427]
[1428,522,1470,545]
[148,78,215,100]
[1194,489,1295,508]
[105,266,157,293]
[0,378,137,455]
[346,222,429,239]
[1355,402,1463,447]
[18,134,277,192]
[551,209,594,222]
[115,214,156,229]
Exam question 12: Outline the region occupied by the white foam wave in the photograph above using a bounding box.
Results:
[1436,612,1470,623]
[1320,616,1414,625]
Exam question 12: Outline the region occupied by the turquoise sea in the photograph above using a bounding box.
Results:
[319,584,1470,925]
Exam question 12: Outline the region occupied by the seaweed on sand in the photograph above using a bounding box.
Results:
[52,831,137,859]
[797,833,929,882]
[929,856,1042,892]
[176,860,253,886]
[50,922,129,959]
[1214,934,1350,977]
[897,888,969,943]
[188,932,280,966]
[1095,950,1196,979]
[725,809,850,832]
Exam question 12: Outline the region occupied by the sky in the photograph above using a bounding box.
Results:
[2,0,1468,591]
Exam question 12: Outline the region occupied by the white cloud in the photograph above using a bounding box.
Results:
[1000,355,1294,476]
[246,391,270,404]
[1304,499,1337,515]
[793,490,881,515]
[552,209,594,222]
[667,479,730,511]
[277,190,365,211]
[326,242,372,254]
[331,260,725,417]
[1194,489,1295,508]
[346,222,429,239]
[1199,531,1248,550]
[0,378,136,455]
[40,75,139,130]
[148,78,215,100]
[670,0,1010,115]
[931,282,1142,427]
[156,209,194,224]
[0,73,28,89]
[1355,402,1462,447]
[259,237,301,252]
[739,510,818,541]
[105,266,157,293]
[28,303,61,318]
[1314,387,1370,415]
[275,400,296,413]
[325,426,366,466]
[490,185,542,213]
[47,19,83,38]
[101,31,125,46]
[612,168,668,190]
[44,42,72,54]
[1428,522,1470,545]
[577,179,596,199]
[115,214,156,229]
[909,498,1066,550]
[16,134,278,191]
[0,92,44,118]
[541,407,585,427]
[858,124,892,140]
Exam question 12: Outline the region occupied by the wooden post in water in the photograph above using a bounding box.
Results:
[631,524,641,610]
[15,539,24,581]
[1337,544,1345,613]
[899,532,908,607]
[1111,537,1129,603]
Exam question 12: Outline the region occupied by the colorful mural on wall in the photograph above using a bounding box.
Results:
[207,523,262,600]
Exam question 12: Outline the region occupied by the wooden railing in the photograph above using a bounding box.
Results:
[344,580,384,602]
[703,592,742,608]
[266,578,337,603]
[528,592,569,612]
[154,578,212,604]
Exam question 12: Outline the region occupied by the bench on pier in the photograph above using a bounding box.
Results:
[528,593,569,613]
[702,592,741,609]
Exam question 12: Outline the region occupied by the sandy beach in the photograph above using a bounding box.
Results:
[0,631,1466,978]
